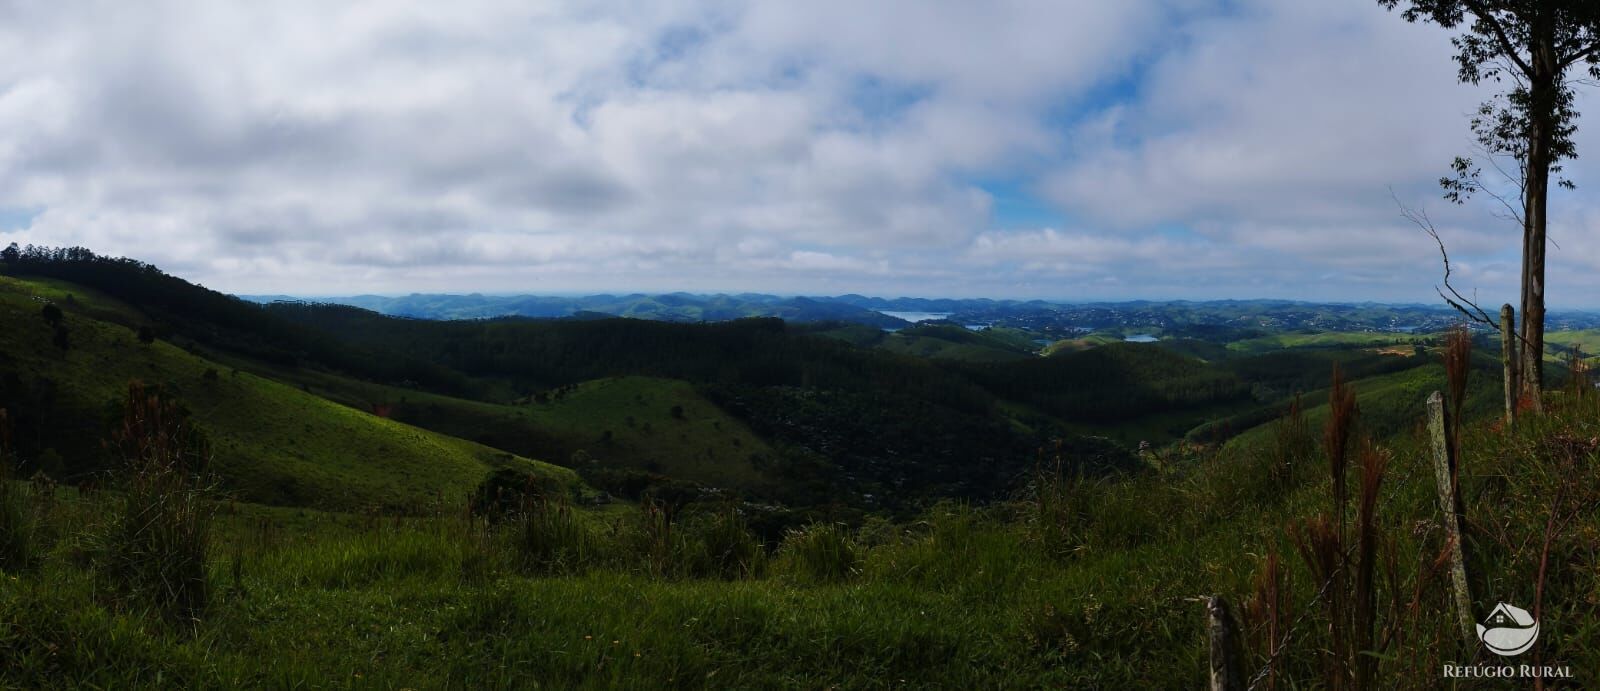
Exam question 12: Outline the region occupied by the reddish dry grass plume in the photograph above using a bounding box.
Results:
[1352,442,1388,691]
[1243,549,1288,691]
[1270,394,1311,488]
[102,381,215,625]
[1324,364,1358,534]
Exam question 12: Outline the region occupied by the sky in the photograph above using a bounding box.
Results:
[2,0,1600,304]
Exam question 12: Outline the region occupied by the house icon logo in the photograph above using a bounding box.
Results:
[1477,602,1539,656]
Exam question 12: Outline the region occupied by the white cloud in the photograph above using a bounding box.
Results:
[0,0,1596,302]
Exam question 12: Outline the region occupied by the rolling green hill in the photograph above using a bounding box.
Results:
[876,324,1036,362]
[7,247,1600,688]
[224,363,780,496]
[0,275,577,511]
[1225,330,1432,354]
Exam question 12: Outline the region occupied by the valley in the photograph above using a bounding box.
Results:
[1,247,1597,687]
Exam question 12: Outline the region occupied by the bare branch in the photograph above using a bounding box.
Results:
[1474,143,1527,202]
[1393,190,1498,328]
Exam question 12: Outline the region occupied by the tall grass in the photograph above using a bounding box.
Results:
[691,507,766,580]
[1269,394,1313,489]
[513,497,594,575]
[776,522,859,584]
[97,382,215,625]
[1243,549,1286,691]
[1351,442,1387,691]
[627,500,679,578]
[1324,364,1358,538]
[1262,366,1401,691]
[0,407,42,572]
[1031,442,1087,560]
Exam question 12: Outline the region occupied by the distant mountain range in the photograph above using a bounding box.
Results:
[238,292,1600,333]
[240,292,914,327]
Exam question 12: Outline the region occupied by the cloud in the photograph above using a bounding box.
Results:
[0,0,1596,302]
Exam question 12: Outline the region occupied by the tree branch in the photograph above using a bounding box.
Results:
[1559,39,1600,69]
[1394,191,1498,328]
[1463,1,1535,77]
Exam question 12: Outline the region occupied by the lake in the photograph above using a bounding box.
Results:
[878,311,954,323]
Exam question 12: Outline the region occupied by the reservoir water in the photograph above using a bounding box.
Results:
[878,311,954,323]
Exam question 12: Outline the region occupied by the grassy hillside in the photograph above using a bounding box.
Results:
[877,324,1035,362]
[800,322,1039,363]
[961,343,1252,424]
[1226,330,1432,354]
[1040,332,1122,356]
[5,252,1600,687]
[0,275,576,511]
[227,363,779,495]
[7,365,1598,688]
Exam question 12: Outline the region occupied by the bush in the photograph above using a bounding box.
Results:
[776,522,859,584]
[471,468,566,523]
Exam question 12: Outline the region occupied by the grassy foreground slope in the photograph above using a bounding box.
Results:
[7,366,1599,688]
[0,275,575,511]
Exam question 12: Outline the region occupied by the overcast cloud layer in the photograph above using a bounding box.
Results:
[2,0,1599,303]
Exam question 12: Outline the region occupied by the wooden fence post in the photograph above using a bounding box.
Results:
[1501,304,1518,428]
[1207,595,1244,691]
[1427,391,1475,643]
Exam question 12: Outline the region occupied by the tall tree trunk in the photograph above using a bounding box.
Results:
[1522,125,1547,411]
[1521,29,1557,411]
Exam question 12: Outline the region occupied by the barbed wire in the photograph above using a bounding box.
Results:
[1244,561,1346,691]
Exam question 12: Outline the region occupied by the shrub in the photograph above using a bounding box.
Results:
[776,522,859,584]
[98,382,214,624]
[471,468,566,523]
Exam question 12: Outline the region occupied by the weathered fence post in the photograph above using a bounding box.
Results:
[1501,304,1518,428]
[1427,392,1475,643]
[1207,595,1244,691]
